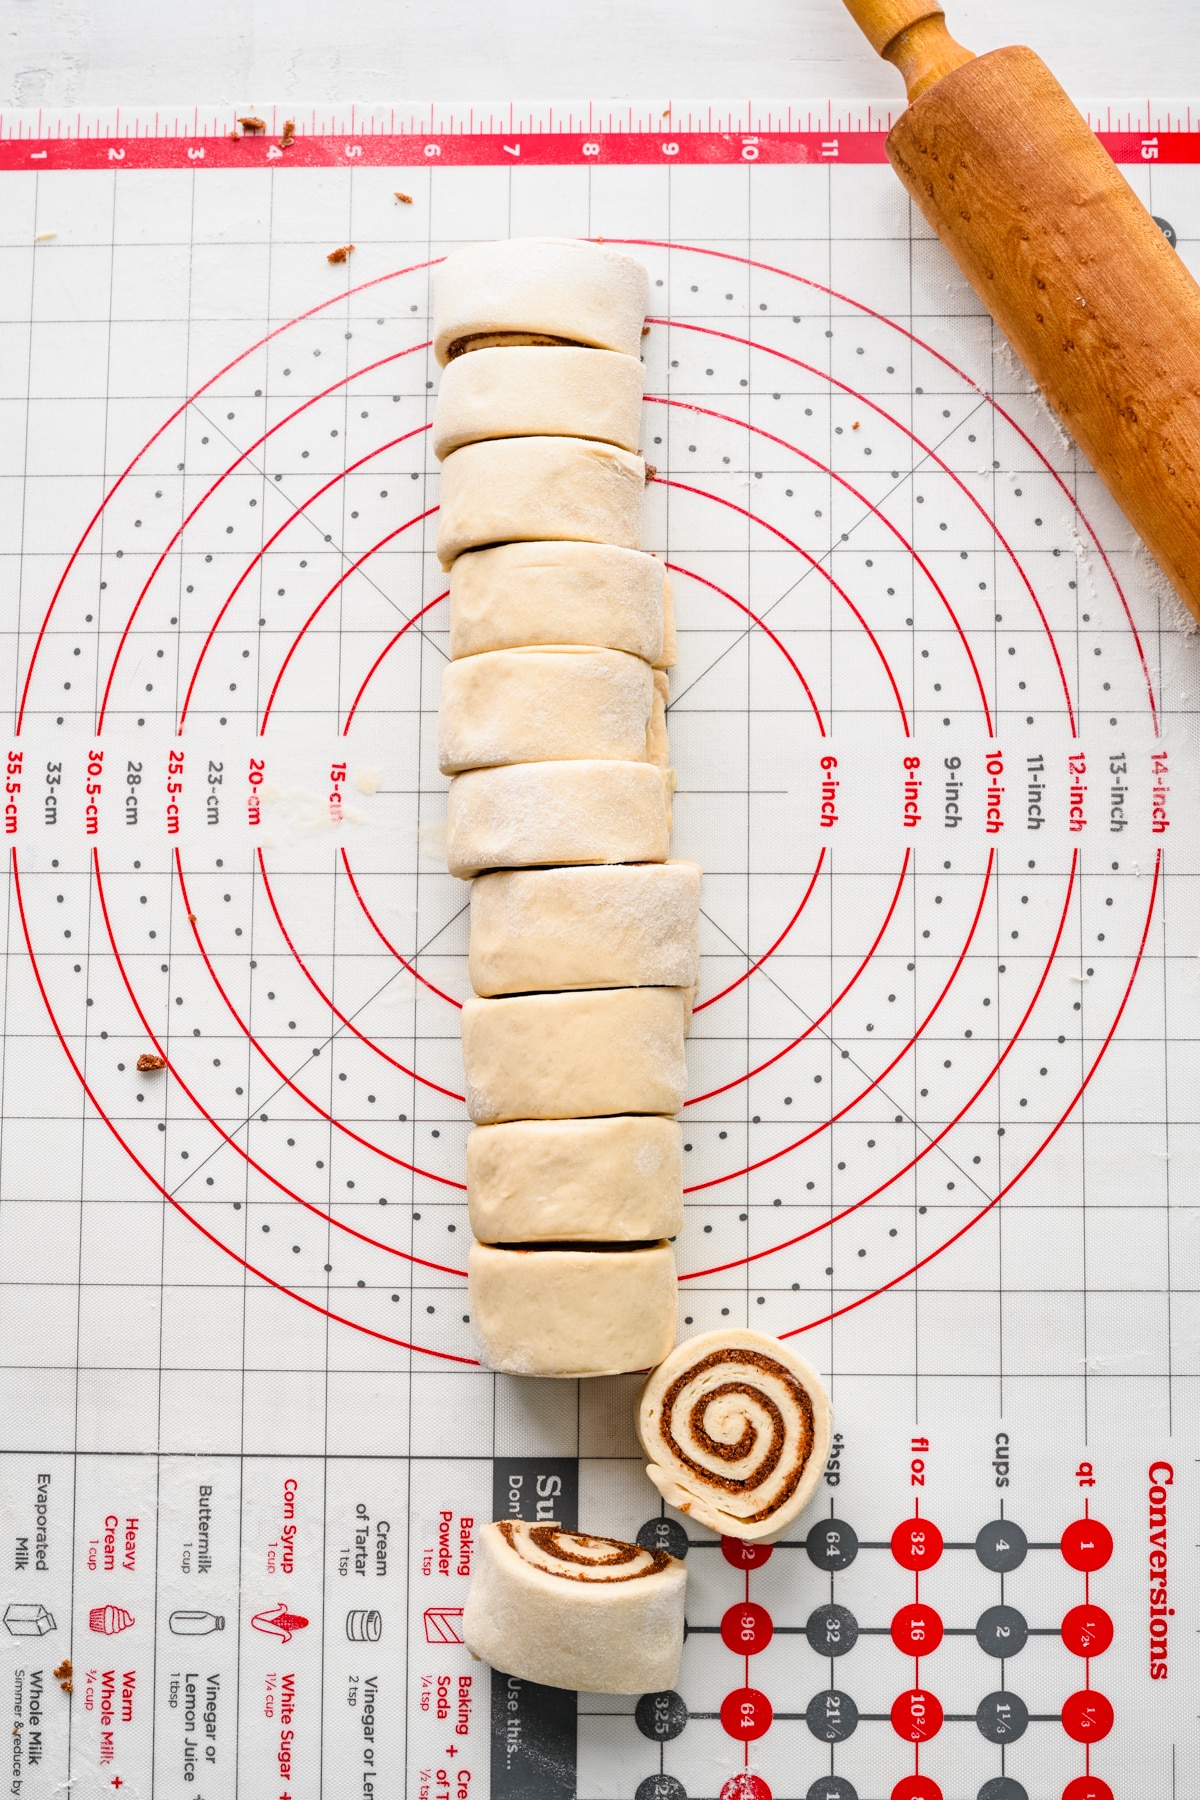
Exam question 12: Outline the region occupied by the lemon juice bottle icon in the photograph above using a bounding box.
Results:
[169,1610,225,1635]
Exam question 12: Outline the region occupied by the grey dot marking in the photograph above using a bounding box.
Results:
[976,1694,1029,1746]
[807,1518,857,1571]
[636,1779,687,1800]
[637,1518,688,1559]
[976,1518,1027,1572]
[805,1688,857,1742]
[634,1690,687,1742]
[978,1781,1029,1800]
[805,1603,858,1657]
[976,1604,1028,1657]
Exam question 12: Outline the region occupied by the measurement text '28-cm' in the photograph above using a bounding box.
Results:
[0,749,1172,836]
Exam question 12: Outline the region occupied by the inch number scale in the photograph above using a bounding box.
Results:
[2,100,1200,168]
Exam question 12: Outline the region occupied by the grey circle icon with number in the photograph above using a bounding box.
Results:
[1153,215,1178,248]
[636,1778,687,1800]
[975,1604,1028,1657]
[978,1779,1029,1800]
[634,1690,688,1742]
[804,1603,859,1657]
[976,1689,1029,1743]
[805,1687,858,1741]
[975,1519,1028,1572]
[637,1518,689,1560]
[806,1518,858,1571]
[807,1780,858,1800]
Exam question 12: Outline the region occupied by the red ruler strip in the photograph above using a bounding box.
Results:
[0,128,1191,170]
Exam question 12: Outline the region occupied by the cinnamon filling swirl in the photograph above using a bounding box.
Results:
[641,1338,828,1531]
[497,1521,672,1581]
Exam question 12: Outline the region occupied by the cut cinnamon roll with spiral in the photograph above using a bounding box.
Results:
[464,1520,686,1693]
[637,1329,832,1542]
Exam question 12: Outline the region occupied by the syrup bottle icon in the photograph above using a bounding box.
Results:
[169,1610,225,1636]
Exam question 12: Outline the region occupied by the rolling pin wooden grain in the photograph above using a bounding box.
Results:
[842,0,1200,621]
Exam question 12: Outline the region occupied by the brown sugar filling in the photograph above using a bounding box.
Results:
[446,330,588,359]
[497,1521,671,1581]
[656,1348,815,1521]
[689,1382,785,1473]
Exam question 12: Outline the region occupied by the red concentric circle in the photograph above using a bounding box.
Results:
[17,238,1162,1361]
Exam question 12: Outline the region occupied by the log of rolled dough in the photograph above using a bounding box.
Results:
[467,1115,683,1243]
[468,1240,678,1376]
[432,345,644,459]
[449,540,666,664]
[433,237,650,365]
[463,1520,686,1694]
[637,1328,833,1542]
[460,986,690,1123]
[437,645,653,776]
[437,436,645,568]
[444,759,669,879]
[468,861,700,995]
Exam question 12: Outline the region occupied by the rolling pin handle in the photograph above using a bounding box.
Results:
[841,0,975,101]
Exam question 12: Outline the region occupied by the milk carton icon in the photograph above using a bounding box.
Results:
[4,1602,56,1637]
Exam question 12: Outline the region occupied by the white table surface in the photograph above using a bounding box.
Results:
[4,0,1194,112]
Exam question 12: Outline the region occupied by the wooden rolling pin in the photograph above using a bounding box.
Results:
[841,0,1200,620]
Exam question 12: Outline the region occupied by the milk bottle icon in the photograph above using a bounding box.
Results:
[169,1610,225,1636]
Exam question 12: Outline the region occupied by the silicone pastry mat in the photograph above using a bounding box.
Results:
[0,100,1198,1800]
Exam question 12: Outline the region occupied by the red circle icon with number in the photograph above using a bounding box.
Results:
[1061,1603,1114,1657]
[722,1537,774,1570]
[890,1687,944,1741]
[721,1777,772,1800]
[891,1779,943,1800]
[1061,1688,1114,1743]
[720,1686,773,1741]
[891,1602,944,1656]
[891,1517,943,1570]
[1060,1518,1113,1571]
[1062,1779,1114,1800]
[721,1601,774,1655]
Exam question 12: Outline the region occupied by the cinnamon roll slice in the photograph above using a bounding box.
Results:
[468,862,700,996]
[638,1329,832,1542]
[437,435,646,568]
[432,345,644,459]
[464,1520,686,1694]
[444,758,670,879]
[437,645,655,775]
[432,237,650,365]
[448,540,667,664]
[469,1240,677,1377]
